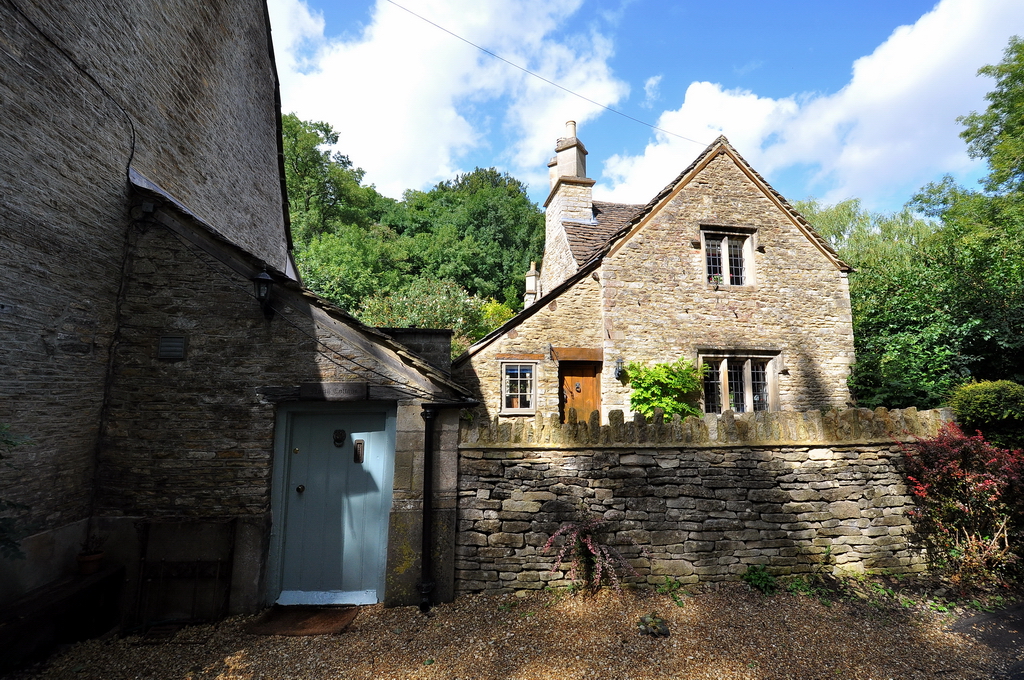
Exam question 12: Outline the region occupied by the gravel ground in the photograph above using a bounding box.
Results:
[5,584,1012,680]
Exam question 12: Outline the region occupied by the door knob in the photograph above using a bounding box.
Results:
[296,485,305,493]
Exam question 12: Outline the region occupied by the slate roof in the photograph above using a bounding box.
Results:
[563,201,644,265]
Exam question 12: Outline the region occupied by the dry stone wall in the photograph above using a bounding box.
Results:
[455,407,950,594]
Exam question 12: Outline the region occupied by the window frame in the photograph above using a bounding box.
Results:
[698,351,779,414]
[499,361,539,415]
[701,225,757,288]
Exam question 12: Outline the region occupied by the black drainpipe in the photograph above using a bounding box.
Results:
[419,400,478,613]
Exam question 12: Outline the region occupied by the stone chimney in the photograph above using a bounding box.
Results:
[540,121,596,294]
[523,261,539,307]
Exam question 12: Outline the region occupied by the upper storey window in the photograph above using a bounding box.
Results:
[702,226,756,287]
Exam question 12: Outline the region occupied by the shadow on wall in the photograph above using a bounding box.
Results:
[791,348,838,411]
[454,406,949,594]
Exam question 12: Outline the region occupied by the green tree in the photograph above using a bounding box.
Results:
[387,168,545,308]
[356,278,514,358]
[281,113,388,243]
[958,36,1024,194]
[796,199,971,408]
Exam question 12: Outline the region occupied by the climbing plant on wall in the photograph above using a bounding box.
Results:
[625,358,704,419]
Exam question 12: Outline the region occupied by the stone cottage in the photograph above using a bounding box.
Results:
[453,122,855,423]
[0,0,471,641]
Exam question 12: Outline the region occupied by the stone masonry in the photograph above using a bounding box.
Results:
[455,135,854,426]
[455,406,948,594]
[0,0,289,602]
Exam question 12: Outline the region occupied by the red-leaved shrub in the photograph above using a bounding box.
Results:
[901,423,1024,584]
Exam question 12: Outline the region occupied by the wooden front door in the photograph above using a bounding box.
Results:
[560,362,601,422]
[275,408,394,606]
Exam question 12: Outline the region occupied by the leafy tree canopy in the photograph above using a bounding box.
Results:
[959,36,1024,194]
[795,38,1024,408]
[281,114,540,355]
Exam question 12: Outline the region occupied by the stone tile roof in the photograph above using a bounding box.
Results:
[563,201,644,264]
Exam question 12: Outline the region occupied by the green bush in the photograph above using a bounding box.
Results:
[949,380,1024,449]
[741,564,778,595]
[625,357,704,420]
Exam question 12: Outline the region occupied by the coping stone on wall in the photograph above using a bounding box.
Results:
[461,406,954,449]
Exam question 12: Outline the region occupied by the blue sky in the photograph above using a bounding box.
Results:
[267,0,1024,213]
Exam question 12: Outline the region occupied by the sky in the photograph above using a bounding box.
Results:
[266,0,1024,213]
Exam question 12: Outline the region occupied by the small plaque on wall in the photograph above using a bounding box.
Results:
[299,382,369,401]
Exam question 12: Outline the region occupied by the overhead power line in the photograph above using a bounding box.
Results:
[384,0,707,148]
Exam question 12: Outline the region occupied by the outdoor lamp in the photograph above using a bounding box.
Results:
[252,269,274,317]
[614,357,625,380]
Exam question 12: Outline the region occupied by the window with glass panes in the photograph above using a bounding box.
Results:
[501,362,536,414]
[703,228,752,286]
[700,355,774,414]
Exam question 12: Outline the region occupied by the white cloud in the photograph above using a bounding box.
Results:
[598,0,1024,210]
[267,0,628,198]
[641,75,661,109]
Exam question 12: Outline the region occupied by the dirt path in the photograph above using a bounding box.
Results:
[4,584,1019,680]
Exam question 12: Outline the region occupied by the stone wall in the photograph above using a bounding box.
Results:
[539,179,594,295]
[455,407,949,594]
[0,0,288,605]
[96,214,460,610]
[452,275,604,418]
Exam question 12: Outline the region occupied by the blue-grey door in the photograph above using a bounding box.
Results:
[275,409,394,605]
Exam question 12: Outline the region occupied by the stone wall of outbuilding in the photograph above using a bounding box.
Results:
[455,406,949,594]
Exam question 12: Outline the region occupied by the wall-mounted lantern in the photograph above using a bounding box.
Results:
[252,269,274,318]
[614,357,625,381]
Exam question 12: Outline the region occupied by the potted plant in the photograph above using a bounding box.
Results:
[77,533,106,575]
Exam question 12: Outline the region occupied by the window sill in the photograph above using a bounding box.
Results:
[706,284,756,292]
[499,410,536,417]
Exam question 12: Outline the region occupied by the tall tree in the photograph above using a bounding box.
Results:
[280,113,383,242]
[795,36,1024,407]
[958,36,1024,194]
[385,168,545,307]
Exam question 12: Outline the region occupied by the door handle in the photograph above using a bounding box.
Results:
[353,440,364,464]
[295,485,305,493]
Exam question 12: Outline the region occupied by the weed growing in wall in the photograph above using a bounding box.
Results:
[543,509,641,594]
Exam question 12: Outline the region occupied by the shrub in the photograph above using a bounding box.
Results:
[948,380,1024,449]
[741,564,778,595]
[543,510,641,593]
[900,423,1024,584]
[625,357,704,419]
